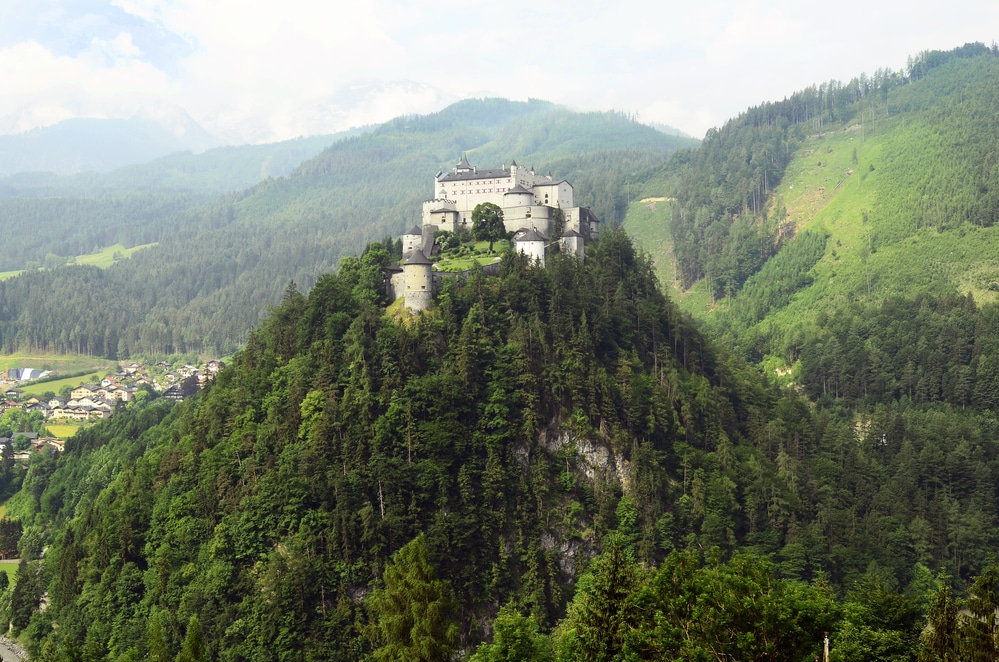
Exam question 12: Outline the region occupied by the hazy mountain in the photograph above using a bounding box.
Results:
[0,113,220,176]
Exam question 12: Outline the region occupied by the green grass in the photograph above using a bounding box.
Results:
[623,197,715,315]
[436,255,502,272]
[0,352,115,377]
[45,423,84,439]
[74,242,156,268]
[19,373,103,396]
[434,239,508,272]
[0,242,157,280]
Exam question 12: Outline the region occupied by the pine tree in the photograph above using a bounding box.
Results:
[175,614,207,662]
[920,581,959,662]
[368,534,459,662]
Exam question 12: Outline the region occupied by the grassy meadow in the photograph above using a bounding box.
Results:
[622,197,715,315]
[0,242,156,281]
[45,423,84,439]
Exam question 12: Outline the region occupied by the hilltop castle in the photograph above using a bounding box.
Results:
[390,156,600,311]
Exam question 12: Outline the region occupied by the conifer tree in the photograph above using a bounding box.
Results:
[175,614,207,662]
[919,581,959,662]
[368,534,459,662]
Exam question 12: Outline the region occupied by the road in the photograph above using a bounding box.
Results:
[0,637,25,661]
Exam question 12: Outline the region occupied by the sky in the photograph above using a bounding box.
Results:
[1,0,997,145]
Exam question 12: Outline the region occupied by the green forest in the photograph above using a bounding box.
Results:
[3,41,999,661]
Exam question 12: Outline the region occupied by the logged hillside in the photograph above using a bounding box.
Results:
[0,99,695,358]
[627,44,999,390]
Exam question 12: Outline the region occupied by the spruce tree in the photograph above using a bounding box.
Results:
[368,534,459,662]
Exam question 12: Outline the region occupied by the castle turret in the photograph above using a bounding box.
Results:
[402,225,423,258]
[560,228,585,261]
[514,228,546,267]
[403,249,434,312]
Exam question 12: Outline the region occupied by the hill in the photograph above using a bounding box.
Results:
[0,99,697,358]
[4,230,999,659]
[625,44,999,405]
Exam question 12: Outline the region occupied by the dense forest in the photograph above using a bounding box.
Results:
[0,99,695,357]
[0,229,997,659]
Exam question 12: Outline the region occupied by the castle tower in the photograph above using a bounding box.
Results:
[560,228,585,261]
[402,225,423,258]
[403,249,434,312]
[514,228,546,267]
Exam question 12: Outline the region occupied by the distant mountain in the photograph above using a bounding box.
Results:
[0,126,375,198]
[0,113,220,176]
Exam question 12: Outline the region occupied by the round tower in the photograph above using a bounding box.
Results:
[403,248,434,312]
[514,228,546,267]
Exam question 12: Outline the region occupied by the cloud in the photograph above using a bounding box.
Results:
[0,37,173,134]
[3,0,999,143]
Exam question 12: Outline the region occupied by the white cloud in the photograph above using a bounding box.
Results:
[4,0,999,143]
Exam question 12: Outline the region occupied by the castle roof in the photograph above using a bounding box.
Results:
[405,225,422,236]
[504,183,532,196]
[561,229,582,238]
[515,228,546,243]
[405,249,432,265]
[438,167,509,183]
[457,154,472,171]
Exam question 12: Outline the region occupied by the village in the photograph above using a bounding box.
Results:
[0,358,225,459]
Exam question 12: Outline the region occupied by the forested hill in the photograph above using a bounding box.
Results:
[6,230,999,660]
[626,43,999,393]
[0,99,696,358]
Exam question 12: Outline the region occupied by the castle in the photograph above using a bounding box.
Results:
[389,156,600,312]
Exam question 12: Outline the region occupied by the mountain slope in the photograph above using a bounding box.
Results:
[0,99,697,357]
[7,230,999,660]
[627,45,999,364]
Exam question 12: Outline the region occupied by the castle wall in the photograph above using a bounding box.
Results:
[561,234,585,260]
[533,181,573,209]
[388,270,406,301]
[503,205,553,236]
[516,240,545,266]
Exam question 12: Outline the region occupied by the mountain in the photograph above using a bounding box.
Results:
[6,48,999,658]
[0,98,697,357]
[625,44,999,400]
[4,230,999,660]
[0,114,220,177]
[0,127,373,198]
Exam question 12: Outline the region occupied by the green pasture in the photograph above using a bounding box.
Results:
[623,197,715,315]
[0,242,156,281]
[19,373,103,396]
[0,352,110,373]
[74,242,157,268]
[45,423,84,439]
